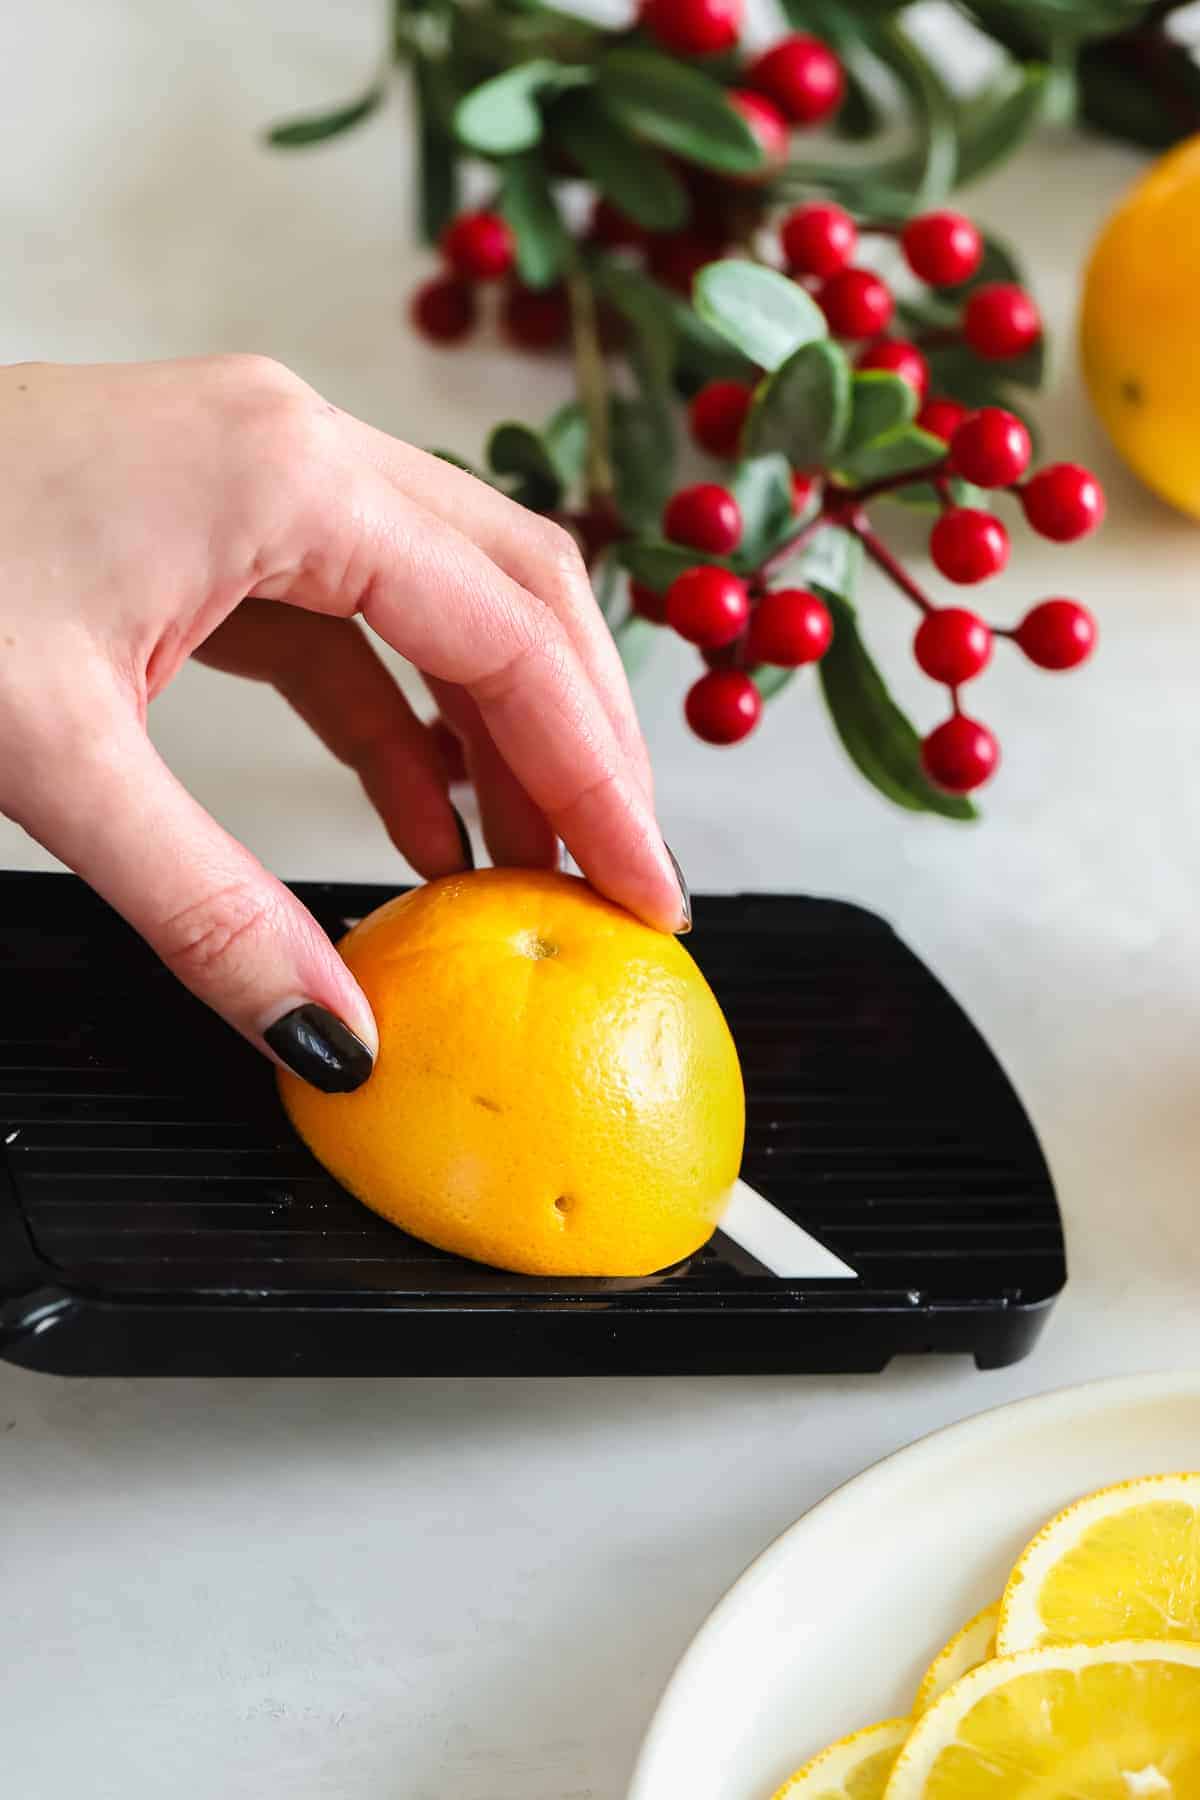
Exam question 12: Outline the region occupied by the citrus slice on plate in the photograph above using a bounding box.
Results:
[998,1473,1200,1654]
[885,1641,1200,1798]
[773,1719,910,1799]
[912,1603,999,1715]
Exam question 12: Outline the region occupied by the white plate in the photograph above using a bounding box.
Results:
[629,1372,1200,1800]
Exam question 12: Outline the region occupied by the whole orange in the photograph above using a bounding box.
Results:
[279,869,745,1276]
[1081,134,1200,516]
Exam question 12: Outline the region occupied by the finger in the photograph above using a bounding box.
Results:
[335,417,654,801]
[426,677,559,870]
[197,602,471,879]
[254,471,685,932]
[3,693,378,1091]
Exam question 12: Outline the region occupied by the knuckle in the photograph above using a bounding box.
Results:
[537,520,590,596]
[158,881,280,988]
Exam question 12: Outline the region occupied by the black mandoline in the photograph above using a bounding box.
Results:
[0,873,1064,1376]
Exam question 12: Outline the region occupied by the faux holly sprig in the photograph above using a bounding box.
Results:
[266,0,1106,818]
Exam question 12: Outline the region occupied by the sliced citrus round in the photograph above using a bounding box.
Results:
[884,1641,1200,1798]
[912,1603,999,1715]
[998,1472,1200,1655]
[773,1719,910,1800]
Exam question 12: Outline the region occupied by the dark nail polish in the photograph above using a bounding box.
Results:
[265,1004,374,1094]
[452,805,475,871]
[666,844,692,935]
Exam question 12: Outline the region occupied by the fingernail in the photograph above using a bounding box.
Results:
[265,1004,374,1094]
[452,805,475,871]
[666,844,692,935]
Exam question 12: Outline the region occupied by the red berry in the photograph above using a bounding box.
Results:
[963,283,1041,361]
[630,580,670,625]
[921,714,999,793]
[685,668,763,743]
[588,197,645,250]
[817,268,894,340]
[639,0,741,57]
[780,202,857,278]
[647,229,726,295]
[745,33,844,125]
[441,210,515,282]
[791,469,817,513]
[667,566,751,647]
[430,717,468,786]
[747,588,833,666]
[727,89,790,171]
[1020,463,1106,543]
[901,211,983,288]
[502,283,570,350]
[688,380,753,458]
[913,608,993,685]
[929,508,1009,584]
[948,407,1032,489]
[856,338,929,397]
[916,397,970,443]
[664,482,743,554]
[410,275,477,345]
[1014,598,1097,670]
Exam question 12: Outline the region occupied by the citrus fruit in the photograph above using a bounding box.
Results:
[912,1603,999,1715]
[278,869,745,1277]
[1080,135,1200,517]
[998,1473,1200,1655]
[773,1719,910,1800]
[884,1641,1200,1798]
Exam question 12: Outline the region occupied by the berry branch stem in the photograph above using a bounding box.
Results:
[852,515,934,614]
[754,511,826,583]
[566,264,614,503]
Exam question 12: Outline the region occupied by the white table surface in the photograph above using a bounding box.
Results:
[4,4,1200,1796]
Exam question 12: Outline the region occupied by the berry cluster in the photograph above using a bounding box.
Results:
[411,210,578,352]
[645,390,1101,785]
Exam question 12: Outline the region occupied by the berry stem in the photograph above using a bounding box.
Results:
[566,264,614,503]
[754,510,827,584]
[852,516,934,615]
[839,459,949,506]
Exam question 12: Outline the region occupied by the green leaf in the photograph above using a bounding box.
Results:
[1078,38,1200,150]
[843,371,917,455]
[613,613,660,680]
[430,448,486,478]
[694,260,827,373]
[596,49,765,175]
[953,65,1052,187]
[487,421,563,511]
[729,454,794,567]
[744,339,852,468]
[544,401,588,489]
[617,539,722,591]
[794,524,861,594]
[499,154,569,289]
[816,589,977,820]
[549,93,689,231]
[413,63,459,245]
[455,60,584,155]
[266,85,384,147]
[752,665,798,702]
[868,20,958,207]
[593,551,625,629]
[590,258,752,388]
[835,423,946,487]
[611,394,677,532]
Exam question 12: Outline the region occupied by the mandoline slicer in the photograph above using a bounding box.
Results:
[0,873,1065,1376]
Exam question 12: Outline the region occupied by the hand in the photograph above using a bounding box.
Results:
[0,356,686,1090]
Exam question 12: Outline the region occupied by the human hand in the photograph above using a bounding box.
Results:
[0,356,686,1090]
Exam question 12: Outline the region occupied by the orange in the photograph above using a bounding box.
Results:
[1081,134,1200,517]
[278,869,745,1276]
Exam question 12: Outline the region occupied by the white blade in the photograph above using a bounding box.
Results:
[719,1178,857,1280]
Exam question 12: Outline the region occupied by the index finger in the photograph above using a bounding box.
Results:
[258,465,685,933]
[336,415,655,802]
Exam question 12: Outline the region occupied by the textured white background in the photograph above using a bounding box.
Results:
[2,4,1200,1797]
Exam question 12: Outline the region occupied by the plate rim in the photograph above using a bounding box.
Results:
[627,1368,1200,1800]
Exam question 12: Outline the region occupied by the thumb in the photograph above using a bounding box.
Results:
[8,712,378,1093]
